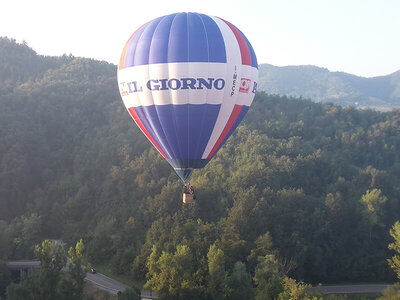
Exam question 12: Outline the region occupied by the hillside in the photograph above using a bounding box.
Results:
[1,38,400,297]
[258,64,400,110]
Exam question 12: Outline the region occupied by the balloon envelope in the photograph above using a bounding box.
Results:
[118,12,258,181]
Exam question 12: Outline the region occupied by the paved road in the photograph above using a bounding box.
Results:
[8,261,391,296]
[310,284,390,295]
[7,261,129,295]
[85,271,130,295]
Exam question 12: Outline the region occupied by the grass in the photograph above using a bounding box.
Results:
[84,281,117,300]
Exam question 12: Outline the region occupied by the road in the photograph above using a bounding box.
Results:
[310,284,390,295]
[84,279,390,296]
[7,261,129,295]
[84,271,129,295]
[7,261,392,296]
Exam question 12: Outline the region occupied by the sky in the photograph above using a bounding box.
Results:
[1,0,399,78]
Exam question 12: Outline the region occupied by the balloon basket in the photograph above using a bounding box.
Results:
[183,193,195,204]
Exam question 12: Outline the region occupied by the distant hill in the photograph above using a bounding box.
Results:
[258,64,400,110]
[0,38,69,93]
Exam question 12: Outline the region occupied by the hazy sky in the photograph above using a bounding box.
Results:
[1,0,399,77]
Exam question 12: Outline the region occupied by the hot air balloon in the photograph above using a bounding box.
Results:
[117,12,258,183]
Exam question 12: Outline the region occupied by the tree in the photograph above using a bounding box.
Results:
[0,261,11,299]
[226,261,254,300]
[5,282,31,300]
[388,221,400,280]
[247,232,274,273]
[145,245,202,300]
[206,244,229,300]
[277,277,315,300]
[361,188,387,220]
[361,188,387,241]
[58,239,87,300]
[6,240,67,300]
[4,239,92,300]
[9,214,42,259]
[0,221,9,260]
[33,240,67,300]
[254,254,284,300]
[377,283,400,300]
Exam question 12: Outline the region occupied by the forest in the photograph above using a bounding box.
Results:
[1,37,400,299]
